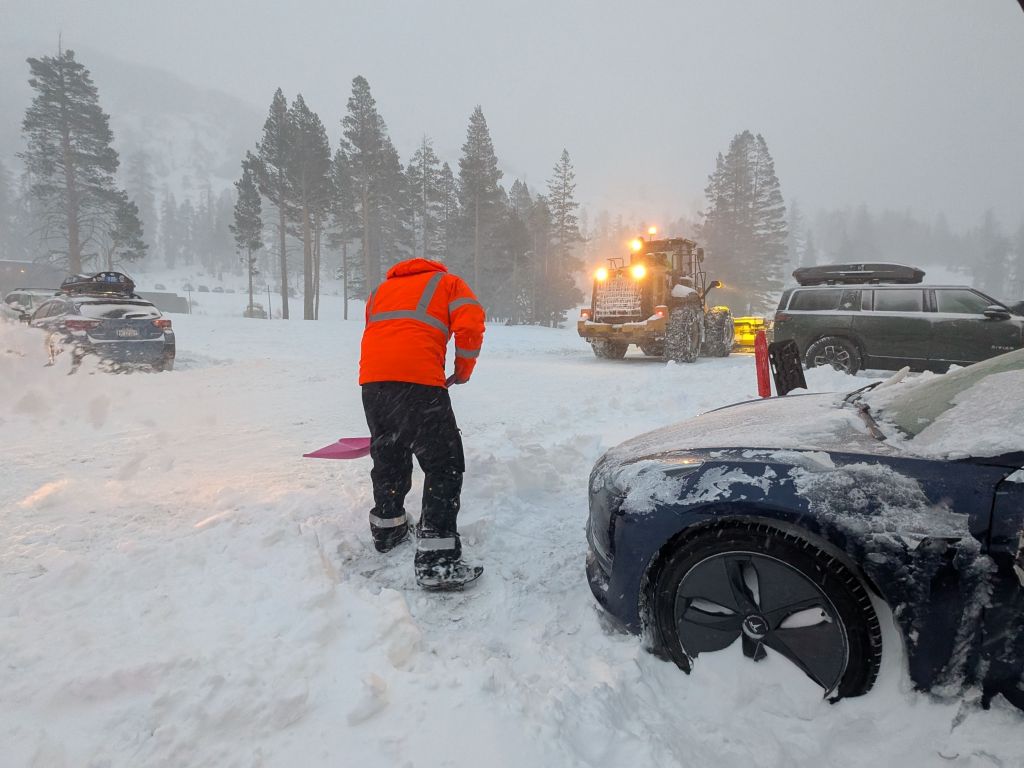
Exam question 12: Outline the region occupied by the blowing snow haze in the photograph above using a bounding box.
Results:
[2,0,1023,227]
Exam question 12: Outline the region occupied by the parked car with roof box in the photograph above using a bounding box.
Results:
[772,263,1023,373]
[30,272,175,372]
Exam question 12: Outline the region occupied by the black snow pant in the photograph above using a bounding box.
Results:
[361,382,465,563]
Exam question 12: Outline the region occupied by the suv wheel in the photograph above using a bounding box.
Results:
[804,336,862,374]
[651,522,882,700]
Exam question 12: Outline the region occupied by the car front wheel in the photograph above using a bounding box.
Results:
[804,336,862,375]
[651,522,882,700]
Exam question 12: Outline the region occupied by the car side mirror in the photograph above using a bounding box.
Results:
[983,305,1011,321]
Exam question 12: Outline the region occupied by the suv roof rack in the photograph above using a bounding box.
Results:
[792,263,925,287]
[59,271,137,297]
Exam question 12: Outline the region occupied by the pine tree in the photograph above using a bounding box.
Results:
[19,47,122,274]
[160,190,179,268]
[124,150,157,256]
[971,210,1010,298]
[287,94,332,319]
[700,130,788,311]
[254,88,295,318]
[328,146,360,319]
[542,149,583,325]
[0,160,13,259]
[786,199,806,275]
[437,162,458,263]
[457,106,504,292]
[101,190,147,270]
[231,155,264,313]
[342,76,389,292]
[407,136,443,259]
[178,198,196,267]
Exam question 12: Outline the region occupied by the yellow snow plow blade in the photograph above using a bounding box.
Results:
[732,316,769,351]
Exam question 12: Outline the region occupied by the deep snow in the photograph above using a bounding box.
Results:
[2,299,1023,768]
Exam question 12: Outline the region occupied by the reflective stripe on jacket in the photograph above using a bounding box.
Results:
[359,258,485,387]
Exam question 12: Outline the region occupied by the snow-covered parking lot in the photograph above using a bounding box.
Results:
[2,312,1022,768]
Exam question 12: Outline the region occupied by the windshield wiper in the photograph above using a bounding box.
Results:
[843,381,882,405]
[855,402,887,441]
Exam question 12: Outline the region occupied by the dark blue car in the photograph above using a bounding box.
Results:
[30,272,176,372]
[587,349,1024,707]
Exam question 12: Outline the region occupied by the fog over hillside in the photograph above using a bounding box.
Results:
[0,41,262,200]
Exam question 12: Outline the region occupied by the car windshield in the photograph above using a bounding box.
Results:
[866,349,1024,457]
[76,301,160,320]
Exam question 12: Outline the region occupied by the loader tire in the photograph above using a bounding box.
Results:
[703,307,734,358]
[665,305,701,363]
[591,339,629,359]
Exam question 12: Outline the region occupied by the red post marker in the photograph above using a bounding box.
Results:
[754,330,771,399]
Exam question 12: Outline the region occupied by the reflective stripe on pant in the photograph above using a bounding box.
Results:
[362,382,465,543]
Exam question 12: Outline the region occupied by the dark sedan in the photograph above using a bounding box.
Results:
[30,272,175,371]
[587,349,1024,707]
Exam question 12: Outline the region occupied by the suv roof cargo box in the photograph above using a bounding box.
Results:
[793,263,925,286]
[59,271,137,297]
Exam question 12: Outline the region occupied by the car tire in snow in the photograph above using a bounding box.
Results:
[804,335,862,375]
[702,307,734,358]
[650,521,882,700]
[591,339,629,359]
[665,305,701,363]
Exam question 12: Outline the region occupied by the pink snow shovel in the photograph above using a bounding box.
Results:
[303,437,372,460]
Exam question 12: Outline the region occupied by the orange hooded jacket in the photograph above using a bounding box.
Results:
[359,258,485,388]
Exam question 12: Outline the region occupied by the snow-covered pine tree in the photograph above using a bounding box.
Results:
[543,149,583,326]
[700,130,788,312]
[19,47,123,274]
[786,199,805,276]
[457,106,504,298]
[231,155,263,313]
[254,88,295,319]
[287,94,332,319]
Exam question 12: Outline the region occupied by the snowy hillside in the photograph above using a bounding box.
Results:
[0,41,261,201]
[2,307,1021,767]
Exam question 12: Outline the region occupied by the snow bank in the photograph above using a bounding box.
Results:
[2,315,1021,767]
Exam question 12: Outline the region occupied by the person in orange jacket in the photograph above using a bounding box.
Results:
[359,257,485,589]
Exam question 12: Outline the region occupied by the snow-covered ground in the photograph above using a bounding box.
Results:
[2,301,1022,768]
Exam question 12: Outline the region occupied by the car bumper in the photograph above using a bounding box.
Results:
[81,339,173,365]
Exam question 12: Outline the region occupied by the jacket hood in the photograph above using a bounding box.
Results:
[387,258,448,279]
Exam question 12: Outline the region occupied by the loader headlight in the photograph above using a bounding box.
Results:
[630,239,644,253]
[595,267,609,282]
[630,264,647,280]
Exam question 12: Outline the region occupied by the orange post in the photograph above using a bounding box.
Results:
[754,330,771,398]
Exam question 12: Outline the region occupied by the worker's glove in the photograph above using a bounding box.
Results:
[445,374,468,388]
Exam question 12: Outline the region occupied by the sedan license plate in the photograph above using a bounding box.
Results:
[116,327,140,338]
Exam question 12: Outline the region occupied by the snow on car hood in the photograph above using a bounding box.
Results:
[603,392,885,465]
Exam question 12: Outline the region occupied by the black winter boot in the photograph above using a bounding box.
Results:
[370,512,412,553]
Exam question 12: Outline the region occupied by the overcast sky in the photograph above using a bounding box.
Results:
[4,0,1023,229]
